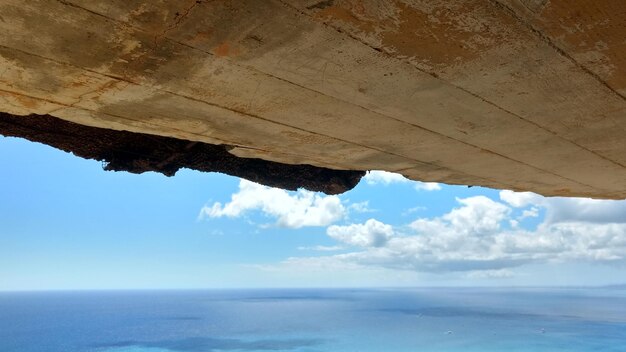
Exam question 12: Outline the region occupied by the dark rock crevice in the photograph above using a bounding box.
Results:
[0,112,365,194]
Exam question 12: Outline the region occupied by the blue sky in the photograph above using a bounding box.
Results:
[1,135,626,290]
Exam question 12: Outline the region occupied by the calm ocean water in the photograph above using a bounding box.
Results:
[1,288,625,352]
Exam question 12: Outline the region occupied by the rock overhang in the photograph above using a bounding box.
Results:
[0,0,624,198]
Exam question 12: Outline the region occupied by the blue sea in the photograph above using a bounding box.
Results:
[1,288,625,352]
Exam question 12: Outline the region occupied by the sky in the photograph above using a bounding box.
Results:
[1,135,626,290]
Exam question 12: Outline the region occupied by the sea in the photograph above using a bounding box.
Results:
[1,288,625,352]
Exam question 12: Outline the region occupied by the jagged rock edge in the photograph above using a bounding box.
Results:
[0,112,365,195]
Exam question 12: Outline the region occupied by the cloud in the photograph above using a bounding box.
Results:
[500,190,626,224]
[520,207,539,220]
[203,180,626,276]
[435,196,510,236]
[278,193,626,274]
[402,206,426,216]
[544,198,626,224]
[362,170,441,191]
[414,181,442,191]
[199,180,345,228]
[327,219,393,247]
[362,170,408,185]
[499,190,543,208]
[348,201,374,213]
[466,269,514,279]
[297,245,344,252]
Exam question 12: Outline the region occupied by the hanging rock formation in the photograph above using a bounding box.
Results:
[0,0,625,197]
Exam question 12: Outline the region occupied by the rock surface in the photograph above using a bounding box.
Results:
[0,112,364,194]
[0,0,625,198]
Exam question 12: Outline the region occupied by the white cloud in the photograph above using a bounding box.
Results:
[440,196,510,235]
[348,201,374,213]
[297,245,344,252]
[362,171,441,191]
[499,190,542,208]
[280,194,626,274]
[203,180,626,277]
[327,219,393,247]
[520,207,539,220]
[199,180,345,228]
[500,190,626,224]
[402,206,426,216]
[362,170,408,185]
[414,181,442,191]
[544,198,626,224]
[466,269,514,279]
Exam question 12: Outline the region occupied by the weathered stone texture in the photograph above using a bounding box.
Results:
[0,0,625,198]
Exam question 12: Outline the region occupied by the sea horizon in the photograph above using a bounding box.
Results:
[2,286,625,352]
[2,284,626,293]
